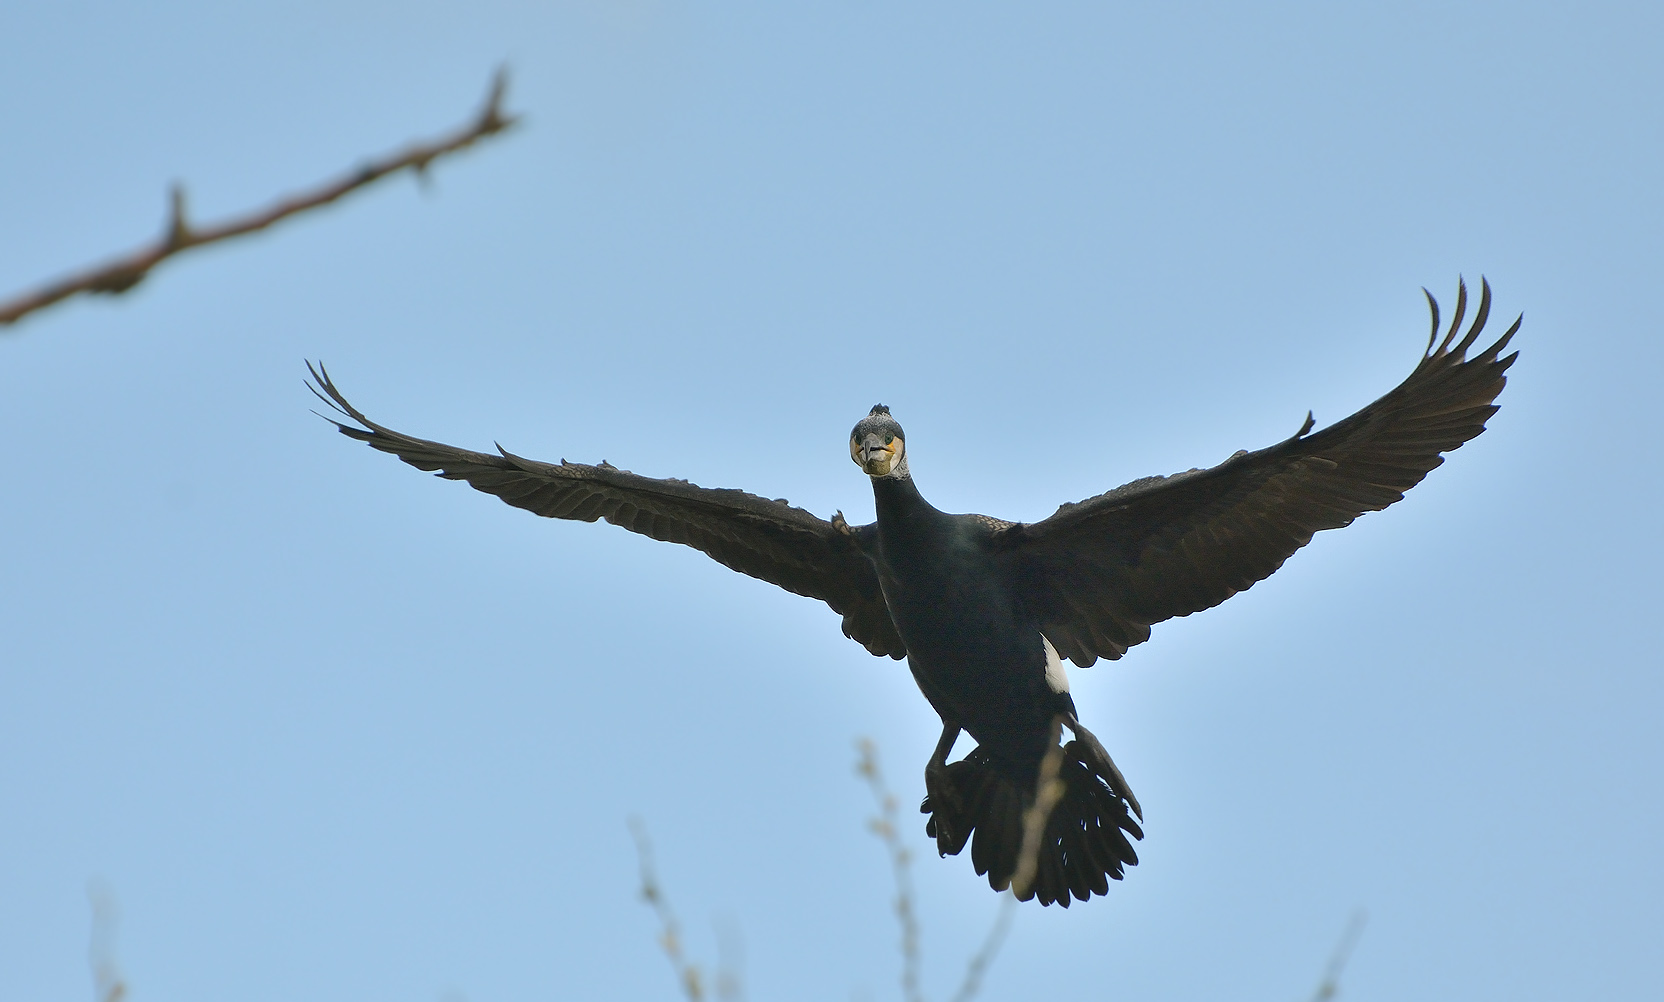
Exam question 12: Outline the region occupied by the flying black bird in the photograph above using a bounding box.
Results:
[308,279,1518,907]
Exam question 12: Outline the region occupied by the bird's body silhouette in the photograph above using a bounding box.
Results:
[311,280,1518,905]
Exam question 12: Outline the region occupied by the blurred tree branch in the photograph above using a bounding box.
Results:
[856,739,926,1002]
[855,732,1064,1002]
[87,881,126,1002]
[629,817,744,1002]
[1307,909,1368,1002]
[0,67,519,329]
[628,739,1059,1002]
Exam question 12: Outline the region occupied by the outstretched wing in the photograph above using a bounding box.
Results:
[994,279,1520,666]
[308,364,906,659]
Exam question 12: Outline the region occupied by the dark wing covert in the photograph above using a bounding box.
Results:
[994,278,1519,666]
[307,363,906,659]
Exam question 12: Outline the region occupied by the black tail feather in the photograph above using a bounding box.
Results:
[922,740,1143,906]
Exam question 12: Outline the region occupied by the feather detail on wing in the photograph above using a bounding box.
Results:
[993,278,1519,666]
[307,363,906,659]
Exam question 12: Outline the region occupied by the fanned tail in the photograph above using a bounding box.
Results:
[921,741,1142,907]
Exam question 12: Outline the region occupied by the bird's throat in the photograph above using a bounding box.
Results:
[871,474,935,535]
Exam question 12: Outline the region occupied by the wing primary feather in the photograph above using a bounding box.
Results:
[1480,316,1524,363]
[1423,288,1440,353]
[303,362,908,659]
[1453,276,1494,357]
[996,279,1518,667]
[308,360,379,431]
[305,364,357,425]
[1438,276,1468,356]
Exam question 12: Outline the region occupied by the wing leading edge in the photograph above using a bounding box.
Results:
[307,363,907,659]
[995,278,1520,666]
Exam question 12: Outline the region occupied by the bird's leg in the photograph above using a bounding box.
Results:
[924,721,961,798]
[924,722,963,850]
[1064,715,1143,821]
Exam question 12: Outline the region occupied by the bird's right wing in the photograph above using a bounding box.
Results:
[308,364,906,659]
[992,279,1519,666]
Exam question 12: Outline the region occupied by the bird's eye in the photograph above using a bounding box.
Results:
[884,434,894,445]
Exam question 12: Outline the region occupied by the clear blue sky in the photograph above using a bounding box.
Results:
[3,3,1660,1000]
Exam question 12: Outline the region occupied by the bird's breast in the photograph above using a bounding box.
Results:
[872,526,1024,668]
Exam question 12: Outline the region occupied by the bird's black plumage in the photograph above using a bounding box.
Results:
[309,279,1518,906]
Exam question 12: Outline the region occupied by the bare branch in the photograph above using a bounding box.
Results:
[0,66,520,329]
[629,817,709,1002]
[1008,717,1067,902]
[943,720,1066,1002]
[857,735,1055,1002]
[856,738,925,1002]
[945,895,1013,1002]
[711,916,746,1002]
[1307,910,1368,1002]
[87,881,126,1002]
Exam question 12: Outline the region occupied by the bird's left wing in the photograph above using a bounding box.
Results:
[991,279,1519,666]
[308,364,906,659]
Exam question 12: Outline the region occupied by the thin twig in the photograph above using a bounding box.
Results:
[857,734,1063,1002]
[1008,717,1067,902]
[87,881,126,1002]
[1307,910,1368,1002]
[0,66,520,328]
[943,718,1066,1002]
[944,895,1014,1002]
[711,915,746,1002]
[629,817,707,1001]
[856,739,925,1002]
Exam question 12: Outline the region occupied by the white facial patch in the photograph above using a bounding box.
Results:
[1041,634,1069,694]
[885,438,909,479]
[857,434,908,478]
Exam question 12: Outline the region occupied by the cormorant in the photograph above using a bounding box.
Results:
[308,279,1518,906]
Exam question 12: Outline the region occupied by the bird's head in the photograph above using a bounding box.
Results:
[850,404,908,479]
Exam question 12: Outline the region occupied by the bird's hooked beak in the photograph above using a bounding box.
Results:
[852,432,902,477]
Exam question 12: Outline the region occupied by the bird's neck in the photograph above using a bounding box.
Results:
[871,474,938,532]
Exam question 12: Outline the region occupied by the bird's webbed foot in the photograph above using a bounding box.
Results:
[1064,715,1143,821]
[922,722,964,854]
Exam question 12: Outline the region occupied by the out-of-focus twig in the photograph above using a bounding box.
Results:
[857,738,925,1002]
[943,718,1065,1002]
[0,67,519,329]
[711,916,746,1002]
[87,881,126,1002]
[1307,909,1368,1002]
[857,733,1069,1002]
[629,817,708,1001]
[1008,717,1066,902]
[630,818,744,1001]
[944,894,1014,1002]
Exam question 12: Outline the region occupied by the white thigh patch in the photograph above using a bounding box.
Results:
[1041,634,1070,694]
